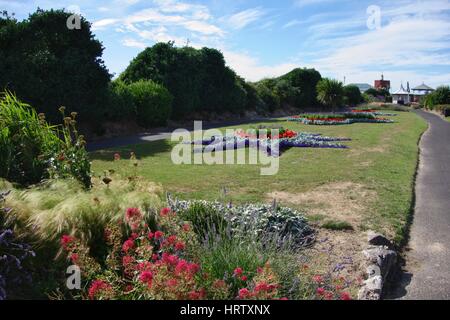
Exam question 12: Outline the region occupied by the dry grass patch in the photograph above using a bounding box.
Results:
[267,182,377,230]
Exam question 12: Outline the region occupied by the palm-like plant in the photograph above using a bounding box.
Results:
[316,78,344,111]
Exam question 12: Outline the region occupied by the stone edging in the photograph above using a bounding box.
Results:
[358,231,397,300]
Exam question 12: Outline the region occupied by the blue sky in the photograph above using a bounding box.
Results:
[2,0,450,90]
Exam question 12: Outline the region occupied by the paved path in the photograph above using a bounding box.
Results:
[399,110,450,300]
[86,117,273,151]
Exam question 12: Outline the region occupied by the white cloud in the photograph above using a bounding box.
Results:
[122,38,147,48]
[92,18,120,30]
[283,19,302,28]
[227,7,266,30]
[223,50,299,82]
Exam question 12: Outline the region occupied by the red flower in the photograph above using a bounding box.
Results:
[159,207,171,216]
[122,239,134,253]
[154,231,164,240]
[233,267,243,276]
[130,232,139,240]
[125,208,142,220]
[148,231,154,239]
[88,280,113,300]
[188,290,202,300]
[122,255,135,267]
[162,252,179,266]
[324,291,334,300]
[256,267,263,274]
[60,235,75,249]
[70,253,79,264]
[340,292,352,300]
[167,235,177,245]
[151,254,158,261]
[238,288,251,299]
[139,271,153,287]
[316,287,325,296]
[175,241,186,251]
[166,279,178,287]
[182,224,190,232]
[241,276,248,281]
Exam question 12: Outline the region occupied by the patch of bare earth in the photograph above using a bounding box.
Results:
[267,182,377,297]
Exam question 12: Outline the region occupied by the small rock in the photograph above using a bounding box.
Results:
[358,276,383,300]
[367,231,394,248]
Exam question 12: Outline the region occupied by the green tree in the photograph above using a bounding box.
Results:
[316,78,344,111]
[343,85,362,106]
[0,9,111,123]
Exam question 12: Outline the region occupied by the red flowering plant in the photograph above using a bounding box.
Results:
[309,272,353,301]
[60,206,289,300]
[236,263,284,300]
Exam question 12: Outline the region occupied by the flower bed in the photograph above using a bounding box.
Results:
[287,113,394,125]
[192,128,350,157]
[60,205,353,300]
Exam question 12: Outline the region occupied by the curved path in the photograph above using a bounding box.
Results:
[400,110,450,299]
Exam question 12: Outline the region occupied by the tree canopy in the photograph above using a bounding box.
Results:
[0,9,111,123]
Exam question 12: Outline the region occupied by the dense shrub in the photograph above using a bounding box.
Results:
[120,42,247,119]
[168,200,314,247]
[107,80,136,121]
[424,86,450,111]
[0,92,91,187]
[278,68,322,108]
[343,85,363,106]
[127,80,173,128]
[0,9,111,124]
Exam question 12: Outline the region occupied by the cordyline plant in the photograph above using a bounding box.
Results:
[60,206,287,300]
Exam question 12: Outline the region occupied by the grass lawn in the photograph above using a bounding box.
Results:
[446,117,450,122]
[91,111,427,244]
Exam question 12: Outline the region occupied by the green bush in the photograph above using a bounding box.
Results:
[0,9,111,124]
[107,80,136,121]
[343,85,362,106]
[120,42,247,119]
[0,92,91,187]
[127,80,173,128]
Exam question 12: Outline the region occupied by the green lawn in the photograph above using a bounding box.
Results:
[91,111,427,243]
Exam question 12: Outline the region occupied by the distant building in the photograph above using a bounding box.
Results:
[348,83,373,93]
[411,83,435,103]
[374,74,391,91]
[392,82,434,104]
[392,83,411,104]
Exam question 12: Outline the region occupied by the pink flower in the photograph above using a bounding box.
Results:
[151,254,158,261]
[148,231,154,239]
[233,267,243,276]
[154,231,164,240]
[241,276,248,281]
[88,280,113,300]
[139,271,153,287]
[175,241,185,251]
[340,292,352,300]
[238,288,251,299]
[122,255,135,267]
[256,267,263,274]
[122,239,134,253]
[182,224,190,232]
[316,287,325,296]
[130,233,139,240]
[279,297,289,300]
[324,292,334,300]
[166,279,178,287]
